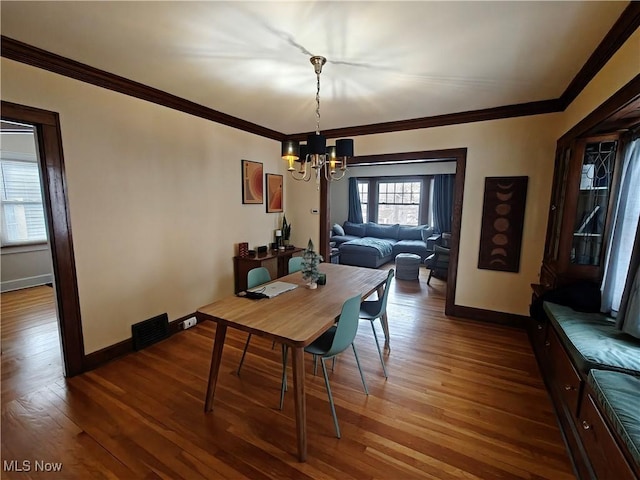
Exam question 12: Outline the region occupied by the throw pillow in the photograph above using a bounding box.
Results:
[332,223,345,236]
[399,225,427,241]
[421,227,435,242]
[343,221,367,237]
[367,223,399,240]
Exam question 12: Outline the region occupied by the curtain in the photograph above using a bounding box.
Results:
[601,137,640,320]
[348,177,363,224]
[433,174,455,233]
[616,224,640,338]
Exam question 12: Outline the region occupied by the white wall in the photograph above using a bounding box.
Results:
[1,245,53,292]
[329,161,457,226]
[284,174,320,250]
[1,58,283,354]
[0,132,54,292]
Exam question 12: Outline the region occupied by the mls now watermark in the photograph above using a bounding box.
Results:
[4,460,63,473]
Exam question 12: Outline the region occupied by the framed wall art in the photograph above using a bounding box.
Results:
[266,173,283,213]
[241,160,263,204]
[478,176,528,273]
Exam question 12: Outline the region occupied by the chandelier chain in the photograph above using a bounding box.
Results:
[315,71,321,135]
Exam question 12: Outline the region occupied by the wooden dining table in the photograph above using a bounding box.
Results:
[196,262,390,461]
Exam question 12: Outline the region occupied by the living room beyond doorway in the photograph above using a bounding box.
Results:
[323,149,464,316]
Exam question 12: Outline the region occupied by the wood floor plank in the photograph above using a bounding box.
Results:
[1,271,575,479]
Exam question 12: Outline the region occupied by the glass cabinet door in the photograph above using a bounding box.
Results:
[570,139,617,266]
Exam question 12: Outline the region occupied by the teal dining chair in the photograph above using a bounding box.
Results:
[282,294,368,438]
[359,269,394,378]
[236,267,271,375]
[288,256,303,273]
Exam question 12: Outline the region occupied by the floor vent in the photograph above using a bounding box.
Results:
[132,313,169,351]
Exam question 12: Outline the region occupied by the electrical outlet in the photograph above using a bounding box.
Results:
[182,317,197,329]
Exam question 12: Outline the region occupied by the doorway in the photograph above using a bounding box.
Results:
[320,148,466,316]
[1,121,61,399]
[1,101,85,377]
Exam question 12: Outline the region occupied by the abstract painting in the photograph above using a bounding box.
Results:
[241,160,263,204]
[478,176,528,272]
[266,173,283,213]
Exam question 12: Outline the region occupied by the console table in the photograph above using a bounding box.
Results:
[233,247,304,293]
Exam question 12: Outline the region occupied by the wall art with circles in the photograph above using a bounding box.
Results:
[478,176,529,273]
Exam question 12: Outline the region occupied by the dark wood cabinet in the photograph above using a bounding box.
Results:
[233,247,303,293]
[578,391,638,480]
[539,133,623,289]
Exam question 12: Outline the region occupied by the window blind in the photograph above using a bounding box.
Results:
[1,155,47,246]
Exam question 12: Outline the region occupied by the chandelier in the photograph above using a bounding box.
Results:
[281,56,354,183]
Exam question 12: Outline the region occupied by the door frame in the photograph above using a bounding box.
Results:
[2,100,85,376]
[320,148,466,316]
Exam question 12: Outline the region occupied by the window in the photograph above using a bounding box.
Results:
[357,180,369,222]
[1,136,47,246]
[354,176,433,225]
[377,180,422,226]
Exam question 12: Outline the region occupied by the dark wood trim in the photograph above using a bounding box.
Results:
[446,150,466,317]
[0,36,284,142]
[450,305,528,329]
[84,313,196,371]
[559,2,640,109]
[289,100,561,140]
[560,74,640,142]
[354,149,465,164]
[322,148,466,317]
[1,100,85,376]
[83,338,131,372]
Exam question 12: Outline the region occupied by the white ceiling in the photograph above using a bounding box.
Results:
[0,1,629,135]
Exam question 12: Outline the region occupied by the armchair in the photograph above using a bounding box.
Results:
[425,245,450,285]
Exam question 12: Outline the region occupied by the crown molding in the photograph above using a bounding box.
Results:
[288,100,561,140]
[559,74,640,143]
[559,1,640,110]
[0,36,284,142]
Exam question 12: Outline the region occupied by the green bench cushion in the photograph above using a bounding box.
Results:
[543,302,640,375]
[588,369,640,468]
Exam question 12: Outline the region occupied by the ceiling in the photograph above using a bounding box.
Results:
[0,1,630,136]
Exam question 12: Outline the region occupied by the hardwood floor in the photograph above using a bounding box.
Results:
[1,285,62,404]
[1,271,575,479]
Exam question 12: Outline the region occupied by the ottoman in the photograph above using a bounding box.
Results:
[395,253,421,280]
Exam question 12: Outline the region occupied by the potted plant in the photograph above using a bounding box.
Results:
[282,214,292,246]
[301,239,323,289]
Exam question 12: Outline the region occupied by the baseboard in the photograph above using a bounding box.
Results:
[451,304,528,328]
[1,274,53,292]
[83,312,197,371]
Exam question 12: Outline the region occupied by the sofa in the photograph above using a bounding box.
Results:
[534,301,640,479]
[330,221,436,268]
